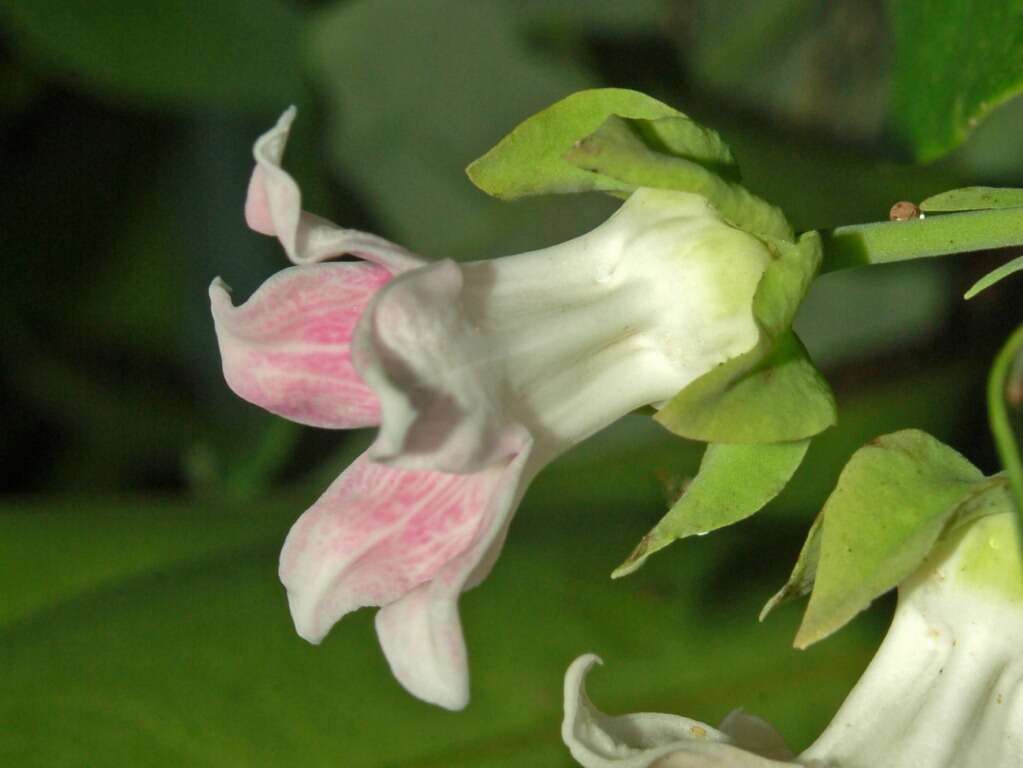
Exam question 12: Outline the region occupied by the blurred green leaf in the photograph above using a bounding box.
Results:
[0,492,875,767]
[921,185,1023,212]
[890,0,1023,161]
[965,255,1023,299]
[0,0,302,110]
[304,0,616,260]
[614,439,809,578]
[791,429,995,648]
[676,1,889,144]
[0,495,297,629]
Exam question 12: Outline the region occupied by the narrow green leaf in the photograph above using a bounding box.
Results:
[920,186,1023,212]
[0,0,301,110]
[794,430,993,649]
[564,115,793,241]
[890,0,1023,161]
[760,512,823,621]
[965,254,1023,299]
[988,325,1023,515]
[614,440,809,578]
[655,332,836,444]
[465,88,681,200]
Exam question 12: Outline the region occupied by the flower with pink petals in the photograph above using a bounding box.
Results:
[211,109,774,709]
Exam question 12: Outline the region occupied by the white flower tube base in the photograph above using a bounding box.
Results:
[563,512,1023,767]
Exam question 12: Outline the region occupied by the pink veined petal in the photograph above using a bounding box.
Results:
[279,439,535,709]
[210,262,389,429]
[247,108,426,273]
[374,443,535,710]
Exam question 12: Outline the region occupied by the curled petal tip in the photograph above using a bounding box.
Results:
[208,276,231,301]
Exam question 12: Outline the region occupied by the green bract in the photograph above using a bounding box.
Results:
[613,439,809,578]
[763,429,1009,648]
[466,88,726,199]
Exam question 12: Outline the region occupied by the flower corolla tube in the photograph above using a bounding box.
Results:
[211,108,772,710]
[562,511,1023,767]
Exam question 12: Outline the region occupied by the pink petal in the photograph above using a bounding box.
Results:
[247,108,426,273]
[210,262,389,429]
[280,442,534,708]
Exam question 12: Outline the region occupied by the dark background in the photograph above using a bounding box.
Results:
[2,1,1021,765]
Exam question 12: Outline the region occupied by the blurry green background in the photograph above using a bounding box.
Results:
[2,0,1022,765]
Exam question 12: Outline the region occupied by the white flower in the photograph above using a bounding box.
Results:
[211,108,772,709]
[563,511,1023,766]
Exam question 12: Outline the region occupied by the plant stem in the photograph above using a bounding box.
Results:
[819,207,1023,273]
[989,325,1023,518]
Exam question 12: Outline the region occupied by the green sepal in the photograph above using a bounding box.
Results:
[761,479,1015,624]
[564,115,792,242]
[759,511,822,621]
[466,88,683,200]
[613,439,809,578]
[965,254,1023,299]
[920,186,1023,213]
[655,231,836,444]
[770,429,1004,649]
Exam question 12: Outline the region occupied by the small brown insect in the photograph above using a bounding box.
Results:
[889,201,921,221]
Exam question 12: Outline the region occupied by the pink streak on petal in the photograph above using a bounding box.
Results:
[210,262,390,429]
[244,166,276,236]
[371,443,534,709]
[278,451,510,646]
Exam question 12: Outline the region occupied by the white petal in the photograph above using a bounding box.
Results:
[562,655,796,768]
[354,189,769,474]
[248,108,425,272]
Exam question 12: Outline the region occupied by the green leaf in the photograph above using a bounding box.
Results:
[466,88,685,200]
[988,325,1023,514]
[791,429,995,649]
[889,0,1023,161]
[656,232,836,444]
[0,0,302,110]
[614,439,810,578]
[564,115,793,241]
[920,186,1023,212]
[965,254,1023,299]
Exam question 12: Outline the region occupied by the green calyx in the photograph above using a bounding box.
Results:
[468,87,835,448]
[763,429,1016,649]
